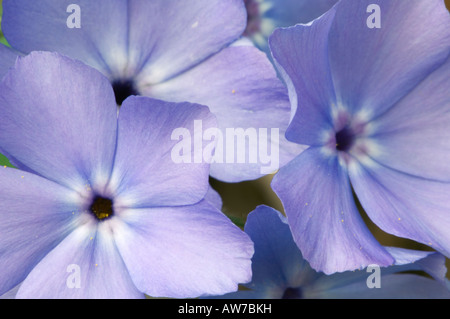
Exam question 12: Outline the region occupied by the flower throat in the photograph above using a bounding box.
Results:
[112,79,139,106]
[89,195,114,221]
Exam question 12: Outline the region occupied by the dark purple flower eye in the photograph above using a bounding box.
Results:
[111,79,138,106]
[335,125,355,152]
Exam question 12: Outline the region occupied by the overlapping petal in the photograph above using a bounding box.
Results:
[0,167,82,295]
[113,201,254,298]
[0,43,18,79]
[16,221,144,299]
[242,205,317,297]
[109,96,216,208]
[328,0,450,119]
[369,56,450,182]
[0,52,118,192]
[2,0,247,83]
[269,8,337,146]
[215,205,450,299]
[149,45,305,181]
[348,157,450,259]
[272,147,394,274]
[245,0,338,55]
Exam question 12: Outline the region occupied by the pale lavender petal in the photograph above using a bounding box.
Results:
[385,247,448,284]
[3,0,247,83]
[2,0,128,77]
[16,221,144,299]
[0,52,118,191]
[205,186,223,211]
[269,7,337,146]
[271,147,393,274]
[348,157,450,260]
[0,167,82,295]
[148,45,305,182]
[129,0,247,84]
[109,96,216,208]
[369,56,450,182]
[113,200,254,298]
[0,44,18,79]
[328,0,450,119]
[0,284,20,299]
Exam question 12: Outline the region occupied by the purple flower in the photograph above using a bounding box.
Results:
[270,0,450,274]
[0,52,254,298]
[243,0,338,53]
[214,206,450,299]
[0,0,304,182]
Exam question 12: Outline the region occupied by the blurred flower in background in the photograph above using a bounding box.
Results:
[243,0,337,55]
[211,206,450,299]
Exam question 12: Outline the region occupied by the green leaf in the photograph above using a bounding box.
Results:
[0,153,15,168]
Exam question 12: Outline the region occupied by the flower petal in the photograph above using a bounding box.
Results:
[16,221,144,299]
[129,0,246,84]
[348,157,450,260]
[0,167,81,296]
[369,56,450,182]
[242,205,318,298]
[2,0,129,77]
[0,43,18,79]
[205,186,223,211]
[109,96,216,208]
[249,0,338,52]
[269,7,337,146]
[271,147,393,274]
[0,52,118,191]
[328,0,450,119]
[113,200,254,298]
[148,45,305,182]
[385,247,448,284]
[2,0,246,83]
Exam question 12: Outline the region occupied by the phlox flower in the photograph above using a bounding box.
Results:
[270,0,450,273]
[0,52,253,298]
[214,206,450,299]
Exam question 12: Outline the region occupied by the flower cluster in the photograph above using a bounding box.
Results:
[0,0,449,299]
